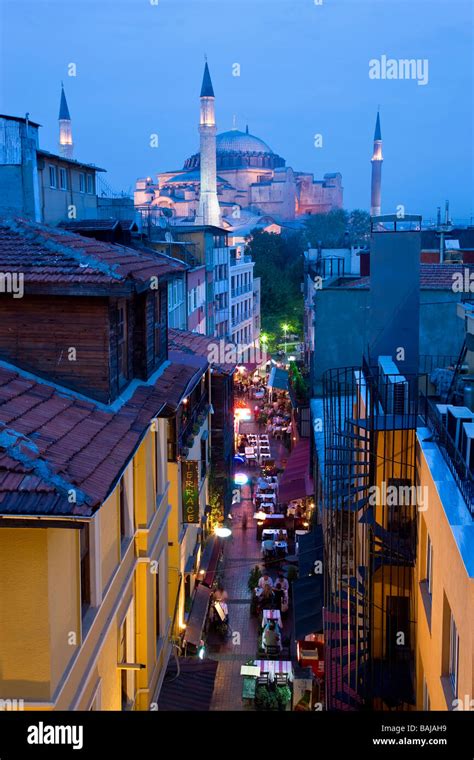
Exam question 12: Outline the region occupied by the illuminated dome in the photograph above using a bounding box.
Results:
[216,129,273,155]
[184,128,285,171]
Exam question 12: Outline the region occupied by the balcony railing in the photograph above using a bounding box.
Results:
[231,310,252,327]
[231,284,252,298]
[230,254,252,266]
[178,391,209,451]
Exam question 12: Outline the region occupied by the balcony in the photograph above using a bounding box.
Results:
[230,254,252,266]
[231,284,252,298]
[215,308,229,323]
[178,391,209,452]
[231,310,252,328]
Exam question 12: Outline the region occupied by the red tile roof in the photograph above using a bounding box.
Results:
[0,360,203,518]
[168,328,236,375]
[0,218,186,289]
[344,264,474,290]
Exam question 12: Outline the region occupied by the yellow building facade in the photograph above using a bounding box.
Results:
[0,420,172,711]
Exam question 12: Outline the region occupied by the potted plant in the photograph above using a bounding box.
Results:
[247,565,262,593]
[192,423,200,435]
[197,413,205,426]
[276,685,292,711]
[186,434,195,448]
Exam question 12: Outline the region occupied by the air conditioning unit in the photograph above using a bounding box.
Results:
[460,422,474,473]
[378,356,408,414]
[435,404,449,426]
[446,406,474,447]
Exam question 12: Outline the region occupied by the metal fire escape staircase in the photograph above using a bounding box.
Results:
[325,420,372,710]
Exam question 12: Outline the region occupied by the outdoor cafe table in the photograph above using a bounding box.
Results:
[262,609,283,628]
[262,528,287,540]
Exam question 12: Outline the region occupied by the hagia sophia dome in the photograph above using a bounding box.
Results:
[184,127,286,171]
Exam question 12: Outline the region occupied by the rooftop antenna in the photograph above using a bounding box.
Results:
[232,114,237,130]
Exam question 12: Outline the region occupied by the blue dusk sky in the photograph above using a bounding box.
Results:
[0,0,472,223]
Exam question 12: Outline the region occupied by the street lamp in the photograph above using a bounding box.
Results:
[281,323,290,355]
[214,524,232,538]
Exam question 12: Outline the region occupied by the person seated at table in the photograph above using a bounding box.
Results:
[261,537,275,557]
[273,582,285,612]
[258,572,273,590]
[277,573,289,596]
[262,620,282,652]
[259,583,274,611]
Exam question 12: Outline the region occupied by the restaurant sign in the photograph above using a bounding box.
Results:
[182,460,200,523]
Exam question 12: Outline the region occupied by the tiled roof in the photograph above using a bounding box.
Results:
[0,218,186,289]
[0,360,203,517]
[168,328,236,375]
[344,264,474,290]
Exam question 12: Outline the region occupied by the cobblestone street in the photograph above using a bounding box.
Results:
[209,413,292,710]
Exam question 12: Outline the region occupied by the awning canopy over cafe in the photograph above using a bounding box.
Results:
[183,583,213,649]
[267,366,289,392]
[278,439,313,503]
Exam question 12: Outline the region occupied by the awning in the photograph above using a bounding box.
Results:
[199,535,222,587]
[293,574,323,639]
[268,366,289,391]
[158,658,218,711]
[278,439,313,503]
[298,525,323,577]
[183,583,212,649]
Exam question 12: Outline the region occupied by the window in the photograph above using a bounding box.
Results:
[59,167,68,190]
[119,605,135,710]
[449,612,459,697]
[119,466,134,551]
[86,174,94,194]
[426,535,433,595]
[155,568,161,641]
[117,302,128,384]
[79,172,85,193]
[119,479,126,543]
[80,525,91,615]
[49,165,57,188]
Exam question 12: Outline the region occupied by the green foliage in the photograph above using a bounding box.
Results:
[289,362,308,402]
[248,564,262,592]
[255,685,279,711]
[246,230,304,335]
[255,685,292,711]
[304,209,370,249]
[276,685,292,708]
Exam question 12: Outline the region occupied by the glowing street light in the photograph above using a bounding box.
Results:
[214,525,232,538]
[281,322,290,355]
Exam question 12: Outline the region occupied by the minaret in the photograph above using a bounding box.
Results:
[370,110,383,217]
[58,83,73,159]
[196,62,221,227]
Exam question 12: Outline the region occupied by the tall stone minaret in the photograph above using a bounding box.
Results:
[196,62,221,227]
[58,83,73,159]
[370,110,383,217]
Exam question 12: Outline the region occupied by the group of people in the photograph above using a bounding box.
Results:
[257,571,289,613]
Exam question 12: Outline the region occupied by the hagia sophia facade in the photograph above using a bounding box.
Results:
[134,65,343,227]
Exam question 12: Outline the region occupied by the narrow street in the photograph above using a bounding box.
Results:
[209,410,292,710]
